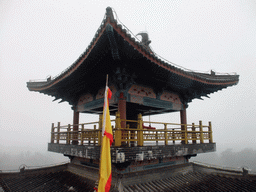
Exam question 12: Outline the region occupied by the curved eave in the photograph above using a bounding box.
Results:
[27,7,239,94]
[110,23,239,86]
[27,18,110,92]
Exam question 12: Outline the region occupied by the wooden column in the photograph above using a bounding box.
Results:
[137,114,143,146]
[115,111,122,147]
[118,92,126,145]
[118,92,126,128]
[72,110,79,145]
[180,105,187,144]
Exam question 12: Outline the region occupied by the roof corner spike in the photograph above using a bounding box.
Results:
[136,32,153,53]
[136,33,151,46]
[58,99,65,103]
[106,7,115,22]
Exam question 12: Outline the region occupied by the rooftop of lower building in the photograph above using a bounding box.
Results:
[1,162,255,192]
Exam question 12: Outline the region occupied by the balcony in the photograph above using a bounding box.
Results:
[50,112,213,146]
[48,112,215,164]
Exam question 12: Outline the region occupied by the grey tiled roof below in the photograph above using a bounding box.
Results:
[0,170,94,192]
[1,163,255,191]
[124,171,256,191]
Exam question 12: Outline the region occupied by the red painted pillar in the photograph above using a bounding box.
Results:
[118,92,126,128]
[180,108,187,125]
[180,105,187,144]
[118,92,126,145]
[72,110,79,145]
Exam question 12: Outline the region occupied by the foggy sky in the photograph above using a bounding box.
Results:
[1,0,256,160]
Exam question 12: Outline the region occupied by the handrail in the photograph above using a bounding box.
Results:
[50,112,213,147]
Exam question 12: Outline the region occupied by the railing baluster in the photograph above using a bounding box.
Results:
[81,124,84,145]
[164,124,168,145]
[209,121,213,143]
[67,124,71,145]
[51,123,55,143]
[127,124,130,146]
[57,122,60,144]
[172,129,175,144]
[199,121,204,144]
[98,114,102,146]
[94,125,96,146]
[156,130,158,145]
[192,123,196,144]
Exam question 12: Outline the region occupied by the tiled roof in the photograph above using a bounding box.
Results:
[1,162,256,191]
[27,7,239,104]
[0,170,95,192]
[124,171,256,192]
[1,169,255,192]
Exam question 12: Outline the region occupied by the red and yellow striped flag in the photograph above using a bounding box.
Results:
[98,86,113,192]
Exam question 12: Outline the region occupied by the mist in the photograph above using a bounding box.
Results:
[193,147,256,173]
[0,150,68,171]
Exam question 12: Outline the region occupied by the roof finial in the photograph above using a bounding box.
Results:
[136,32,151,46]
[136,32,153,53]
[106,7,114,22]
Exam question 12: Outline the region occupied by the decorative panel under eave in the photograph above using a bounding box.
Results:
[128,85,156,105]
[128,85,183,111]
[76,85,117,112]
[160,91,182,110]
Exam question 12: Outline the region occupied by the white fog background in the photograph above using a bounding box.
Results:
[1,0,256,171]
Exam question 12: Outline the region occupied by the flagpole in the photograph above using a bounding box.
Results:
[101,74,108,147]
[95,74,109,191]
[102,74,108,140]
[106,74,108,87]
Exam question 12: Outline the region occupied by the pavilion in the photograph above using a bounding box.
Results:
[25,7,240,190]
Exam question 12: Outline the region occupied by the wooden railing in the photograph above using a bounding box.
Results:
[51,112,213,147]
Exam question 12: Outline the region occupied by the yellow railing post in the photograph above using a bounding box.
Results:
[67,124,71,144]
[98,114,103,146]
[94,125,96,145]
[57,122,60,144]
[199,121,204,144]
[81,124,84,145]
[172,128,175,144]
[164,124,168,145]
[192,123,196,144]
[184,124,188,144]
[115,111,121,147]
[137,114,143,146]
[156,130,158,145]
[51,123,55,143]
[208,121,213,143]
[127,124,130,146]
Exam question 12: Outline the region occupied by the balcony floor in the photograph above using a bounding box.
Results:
[48,142,216,163]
